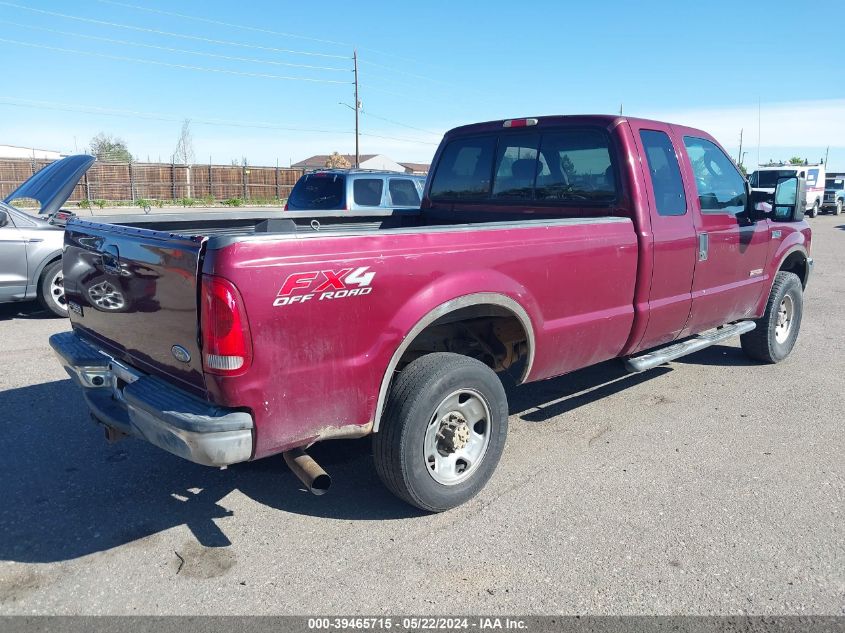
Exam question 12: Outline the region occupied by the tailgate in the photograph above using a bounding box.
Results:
[63,219,207,395]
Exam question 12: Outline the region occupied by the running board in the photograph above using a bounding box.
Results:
[624,321,756,373]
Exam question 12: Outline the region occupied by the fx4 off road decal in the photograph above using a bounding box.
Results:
[273,267,375,307]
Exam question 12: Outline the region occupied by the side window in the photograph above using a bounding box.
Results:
[388,179,421,206]
[535,130,616,201]
[353,178,384,207]
[639,130,687,216]
[492,133,539,199]
[429,136,496,200]
[683,137,747,215]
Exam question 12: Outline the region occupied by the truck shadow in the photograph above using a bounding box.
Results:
[0,348,732,563]
[0,301,58,321]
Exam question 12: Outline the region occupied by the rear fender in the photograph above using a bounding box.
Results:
[371,273,538,433]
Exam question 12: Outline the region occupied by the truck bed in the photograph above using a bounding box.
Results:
[63,209,638,456]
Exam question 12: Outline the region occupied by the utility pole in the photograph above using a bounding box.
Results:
[737,128,743,164]
[353,49,360,168]
[824,146,829,165]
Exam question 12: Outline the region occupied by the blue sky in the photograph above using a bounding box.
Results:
[1,0,844,169]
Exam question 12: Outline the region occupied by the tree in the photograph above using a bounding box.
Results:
[788,156,806,165]
[89,133,132,162]
[172,119,195,165]
[325,152,351,169]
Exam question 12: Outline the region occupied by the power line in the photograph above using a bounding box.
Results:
[0,1,350,59]
[94,0,350,48]
[361,111,442,137]
[359,59,452,86]
[0,38,352,84]
[0,97,441,145]
[0,20,350,72]
[95,0,442,74]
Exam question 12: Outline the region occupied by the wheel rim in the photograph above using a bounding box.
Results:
[774,294,794,344]
[49,269,67,311]
[423,388,492,486]
[87,281,125,310]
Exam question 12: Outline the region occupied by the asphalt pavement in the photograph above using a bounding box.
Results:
[0,215,842,615]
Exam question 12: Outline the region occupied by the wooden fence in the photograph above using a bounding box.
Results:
[0,158,304,205]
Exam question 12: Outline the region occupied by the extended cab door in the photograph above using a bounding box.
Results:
[626,121,697,352]
[676,132,770,334]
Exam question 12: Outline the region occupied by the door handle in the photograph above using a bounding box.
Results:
[698,232,709,262]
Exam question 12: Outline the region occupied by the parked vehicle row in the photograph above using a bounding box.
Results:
[47,114,812,512]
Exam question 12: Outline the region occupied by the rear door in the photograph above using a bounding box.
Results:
[627,121,697,352]
[676,133,770,334]
[63,220,207,394]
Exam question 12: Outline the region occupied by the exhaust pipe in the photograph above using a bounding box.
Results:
[283,448,332,496]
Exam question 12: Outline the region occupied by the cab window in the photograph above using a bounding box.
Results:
[639,130,687,216]
[683,137,747,215]
[430,136,496,200]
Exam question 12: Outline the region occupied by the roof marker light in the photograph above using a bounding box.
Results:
[503,118,538,128]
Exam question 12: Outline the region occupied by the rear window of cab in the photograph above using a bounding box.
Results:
[429,128,617,204]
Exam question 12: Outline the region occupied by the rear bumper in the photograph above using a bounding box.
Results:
[50,331,254,466]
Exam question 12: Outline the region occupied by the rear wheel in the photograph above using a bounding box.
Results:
[38,260,68,318]
[741,271,803,363]
[835,199,843,216]
[808,200,819,218]
[373,353,508,512]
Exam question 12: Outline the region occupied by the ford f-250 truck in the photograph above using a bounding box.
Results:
[51,115,812,512]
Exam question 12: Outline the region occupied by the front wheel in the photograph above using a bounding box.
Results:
[741,271,803,363]
[808,201,819,218]
[38,260,68,317]
[835,199,843,216]
[373,353,508,512]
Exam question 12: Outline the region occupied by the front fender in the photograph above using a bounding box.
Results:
[755,228,810,315]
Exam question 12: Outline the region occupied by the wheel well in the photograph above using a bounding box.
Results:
[397,304,530,377]
[779,251,808,288]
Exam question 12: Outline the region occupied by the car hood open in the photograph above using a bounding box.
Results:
[3,154,95,216]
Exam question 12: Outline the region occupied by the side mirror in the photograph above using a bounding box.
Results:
[772,176,807,222]
[0,210,8,228]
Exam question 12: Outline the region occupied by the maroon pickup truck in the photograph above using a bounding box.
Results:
[51,115,812,511]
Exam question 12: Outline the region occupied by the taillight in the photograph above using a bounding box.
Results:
[200,275,252,375]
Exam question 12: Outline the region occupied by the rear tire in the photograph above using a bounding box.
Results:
[373,352,508,512]
[835,199,843,216]
[741,271,803,363]
[38,260,68,318]
[808,201,819,218]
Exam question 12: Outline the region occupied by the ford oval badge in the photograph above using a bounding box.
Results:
[171,345,191,363]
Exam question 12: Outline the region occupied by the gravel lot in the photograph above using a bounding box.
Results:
[0,215,842,616]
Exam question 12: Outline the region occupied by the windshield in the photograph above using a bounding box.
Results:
[749,170,796,188]
[287,173,346,210]
[826,178,844,190]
